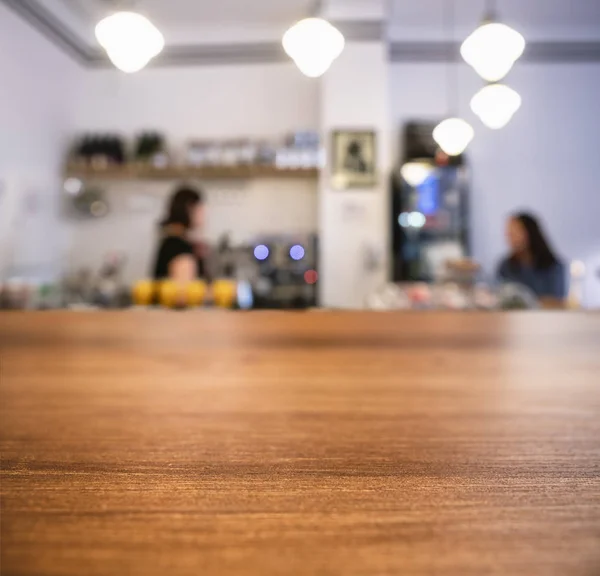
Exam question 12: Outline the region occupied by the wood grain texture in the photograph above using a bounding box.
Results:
[1,311,599,576]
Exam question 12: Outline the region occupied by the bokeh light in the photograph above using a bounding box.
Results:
[408,212,426,228]
[398,212,410,228]
[290,244,305,261]
[254,244,270,261]
[64,178,83,195]
[304,270,318,285]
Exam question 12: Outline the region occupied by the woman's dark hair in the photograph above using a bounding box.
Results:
[510,212,559,270]
[161,185,203,229]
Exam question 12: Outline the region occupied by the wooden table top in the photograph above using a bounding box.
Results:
[1,311,599,576]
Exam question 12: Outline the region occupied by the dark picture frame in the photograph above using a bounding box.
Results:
[331,130,377,189]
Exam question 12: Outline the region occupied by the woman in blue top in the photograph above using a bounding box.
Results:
[497,212,566,301]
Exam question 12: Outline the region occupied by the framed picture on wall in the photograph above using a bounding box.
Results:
[331,130,377,189]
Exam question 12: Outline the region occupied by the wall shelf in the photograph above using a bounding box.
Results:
[64,164,320,181]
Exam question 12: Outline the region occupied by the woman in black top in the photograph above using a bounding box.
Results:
[153,186,207,282]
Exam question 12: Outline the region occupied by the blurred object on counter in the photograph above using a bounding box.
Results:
[133,279,214,309]
[215,233,235,279]
[432,282,470,310]
[186,281,207,307]
[0,279,27,309]
[405,282,434,309]
[0,278,63,310]
[248,233,319,309]
[446,258,481,284]
[236,280,254,310]
[157,280,209,309]
[366,283,410,310]
[37,282,63,309]
[567,260,585,310]
[366,281,504,311]
[93,253,129,308]
[497,283,539,310]
[63,268,94,305]
[158,280,180,308]
[213,279,237,308]
[539,297,566,310]
[132,279,155,307]
[472,282,499,309]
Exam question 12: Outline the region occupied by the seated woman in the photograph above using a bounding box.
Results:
[497,212,565,302]
[153,186,207,282]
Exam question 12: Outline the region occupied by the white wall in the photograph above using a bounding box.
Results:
[391,62,600,305]
[320,42,391,308]
[72,65,319,141]
[67,65,319,281]
[0,3,81,279]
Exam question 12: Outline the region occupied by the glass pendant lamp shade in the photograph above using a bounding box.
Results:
[433,118,474,156]
[95,12,165,73]
[461,22,525,82]
[432,1,474,157]
[470,83,522,129]
[400,161,433,187]
[282,18,345,78]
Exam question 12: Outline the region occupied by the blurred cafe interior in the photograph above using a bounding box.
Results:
[0,0,599,310]
[2,2,600,575]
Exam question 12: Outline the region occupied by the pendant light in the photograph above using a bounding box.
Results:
[461,0,525,82]
[433,0,474,156]
[433,118,474,156]
[282,16,345,78]
[96,10,164,73]
[470,83,522,129]
[400,160,434,188]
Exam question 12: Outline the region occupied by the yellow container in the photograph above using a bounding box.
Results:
[159,280,181,308]
[186,280,207,307]
[132,280,155,307]
[212,279,237,309]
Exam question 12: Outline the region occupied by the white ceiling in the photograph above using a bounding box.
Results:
[60,0,315,27]
[57,0,600,28]
[32,0,600,48]
[392,0,600,28]
[390,0,600,40]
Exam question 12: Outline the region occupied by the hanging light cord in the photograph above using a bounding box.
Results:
[445,0,459,114]
[106,0,136,11]
[311,0,324,17]
[485,0,498,21]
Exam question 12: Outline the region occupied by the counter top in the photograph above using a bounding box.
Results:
[1,312,599,575]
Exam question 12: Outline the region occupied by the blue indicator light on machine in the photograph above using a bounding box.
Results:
[254,245,269,261]
[290,245,305,261]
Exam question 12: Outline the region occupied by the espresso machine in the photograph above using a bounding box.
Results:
[248,233,319,309]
